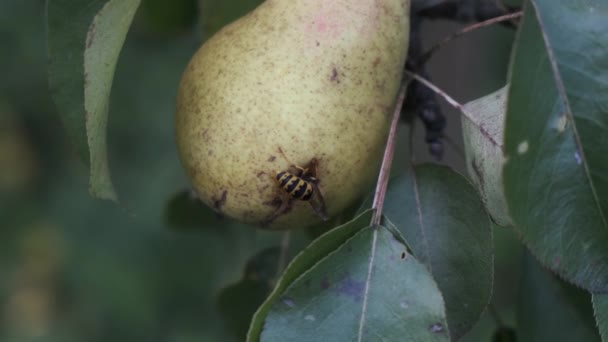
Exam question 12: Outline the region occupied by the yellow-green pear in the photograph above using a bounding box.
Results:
[176,0,410,229]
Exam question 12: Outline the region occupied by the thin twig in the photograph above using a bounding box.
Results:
[403,70,501,148]
[420,11,523,65]
[370,82,408,228]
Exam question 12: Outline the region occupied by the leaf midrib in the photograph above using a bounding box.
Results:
[530,0,608,230]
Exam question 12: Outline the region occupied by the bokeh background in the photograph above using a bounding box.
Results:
[1,0,523,341]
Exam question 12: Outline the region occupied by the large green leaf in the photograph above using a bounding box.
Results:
[379,164,493,339]
[258,226,448,341]
[247,210,373,341]
[503,0,608,291]
[519,253,601,342]
[47,0,141,201]
[593,294,608,341]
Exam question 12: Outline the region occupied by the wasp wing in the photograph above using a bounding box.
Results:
[308,184,328,221]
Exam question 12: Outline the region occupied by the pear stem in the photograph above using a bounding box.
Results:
[370,82,408,228]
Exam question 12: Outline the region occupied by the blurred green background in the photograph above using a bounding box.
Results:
[1,0,524,341]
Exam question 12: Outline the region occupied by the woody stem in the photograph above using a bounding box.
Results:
[370,81,408,228]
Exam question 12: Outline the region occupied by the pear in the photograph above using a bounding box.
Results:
[176,0,410,229]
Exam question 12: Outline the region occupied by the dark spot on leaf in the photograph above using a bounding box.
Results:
[316,41,320,46]
[337,277,365,301]
[400,252,406,260]
[429,323,445,333]
[268,155,276,162]
[257,171,266,178]
[321,277,330,290]
[86,22,96,49]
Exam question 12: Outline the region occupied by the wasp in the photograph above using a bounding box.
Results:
[266,148,329,223]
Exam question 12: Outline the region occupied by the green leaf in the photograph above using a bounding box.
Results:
[519,253,601,342]
[380,164,493,339]
[47,0,142,201]
[503,0,608,291]
[247,210,373,341]
[462,86,512,227]
[593,294,608,341]
[257,225,448,341]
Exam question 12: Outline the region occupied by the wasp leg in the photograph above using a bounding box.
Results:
[306,158,319,180]
[262,193,294,227]
[278,147,309,177]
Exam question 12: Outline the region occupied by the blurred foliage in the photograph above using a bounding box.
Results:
[518,252,600,342]
[217,247,280,340]
[2,0,599,341]
[1,0,278,340]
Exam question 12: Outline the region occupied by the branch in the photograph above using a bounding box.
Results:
[403,70,501,149]
[371,82,408,228]
[420,11,523,65]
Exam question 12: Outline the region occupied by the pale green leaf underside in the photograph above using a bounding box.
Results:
[84,0,140,200]
[47,0,141,201]
[462,86,512,227]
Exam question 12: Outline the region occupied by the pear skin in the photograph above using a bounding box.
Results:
[176,0,410,229]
